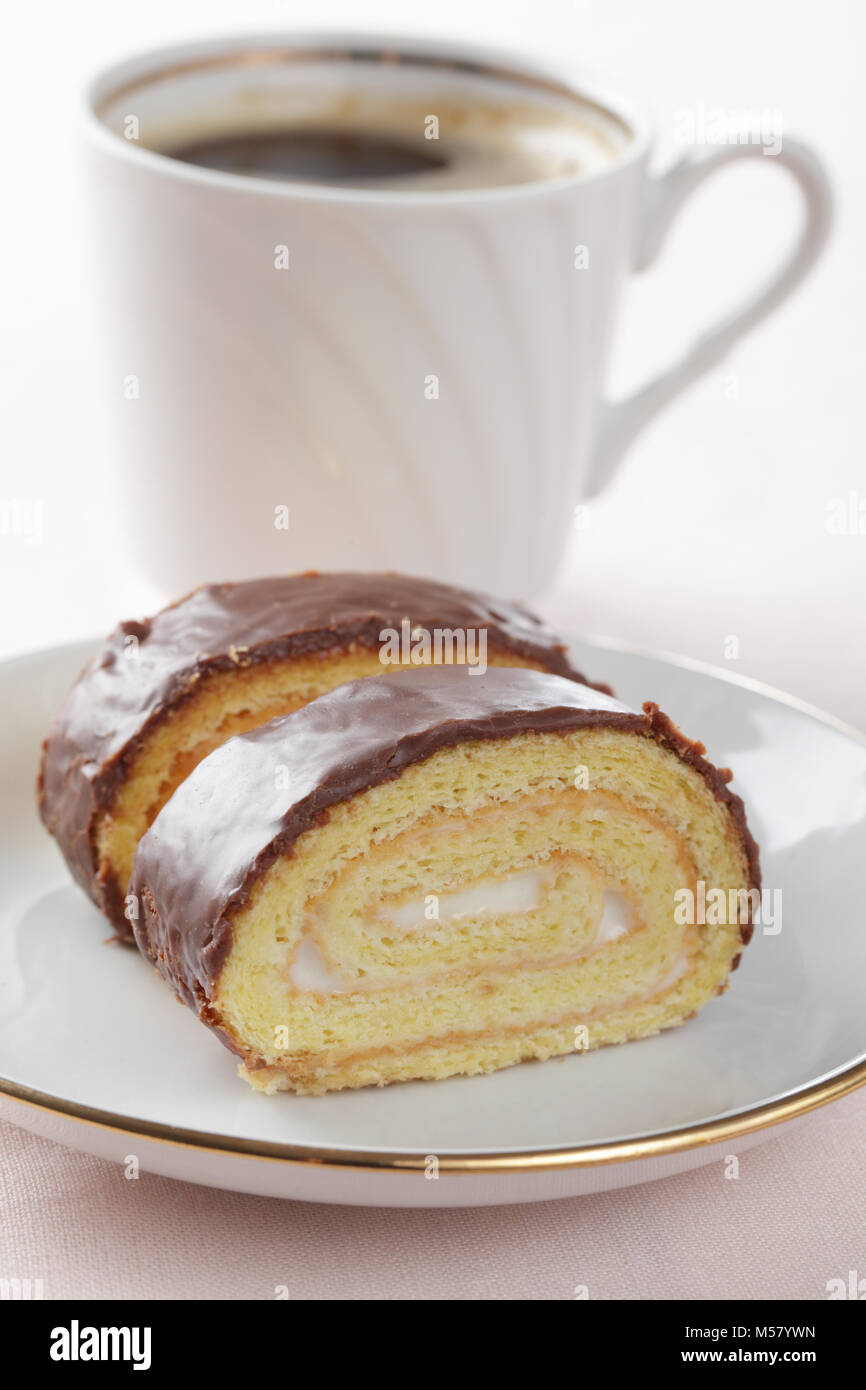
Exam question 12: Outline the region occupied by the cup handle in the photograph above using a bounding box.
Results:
[588,135,833,494]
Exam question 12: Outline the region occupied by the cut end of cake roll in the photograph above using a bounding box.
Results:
[129,666,760,1096]
[37,571,593,934]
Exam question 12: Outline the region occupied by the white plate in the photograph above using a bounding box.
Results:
[1,638,864,1207]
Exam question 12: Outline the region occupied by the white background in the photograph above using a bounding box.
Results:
[2,0,864,726]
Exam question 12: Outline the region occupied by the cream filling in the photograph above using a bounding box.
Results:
[383,867,547,932]
[288,935,349,994]
[592,890,633,945]
[287,889,642,996]
[649,949,691,994]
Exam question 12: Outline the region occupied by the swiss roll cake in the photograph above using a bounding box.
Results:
[129,666,760,1095]
[37,571,589,934]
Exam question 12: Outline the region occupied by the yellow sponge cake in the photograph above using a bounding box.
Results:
[130,666,759,1094]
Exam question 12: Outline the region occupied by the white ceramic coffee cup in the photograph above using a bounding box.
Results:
[85,32,832,599]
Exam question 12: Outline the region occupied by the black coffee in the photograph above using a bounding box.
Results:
[152,89,630,191]
[165,126,448,184]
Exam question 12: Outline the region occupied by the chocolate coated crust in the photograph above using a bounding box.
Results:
[130,667,761,1022]
[37,572,586,920]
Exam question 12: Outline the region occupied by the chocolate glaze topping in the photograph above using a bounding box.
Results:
[37,572,586,922]
[130,666,760,1024]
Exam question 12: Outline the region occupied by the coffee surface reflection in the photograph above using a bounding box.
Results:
[165,126,449,184]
